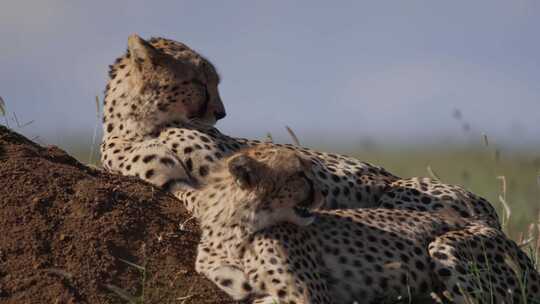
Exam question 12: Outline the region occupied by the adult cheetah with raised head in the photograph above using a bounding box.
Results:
[100,34,500,228]
[180,145,540,304]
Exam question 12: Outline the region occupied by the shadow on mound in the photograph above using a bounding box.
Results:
[0,125,232,303]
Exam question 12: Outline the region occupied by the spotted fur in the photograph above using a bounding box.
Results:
[181,146,540,303]
[100,35,501,231]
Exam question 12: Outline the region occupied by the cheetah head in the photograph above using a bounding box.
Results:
[194,146,324,235]
[103,34,225,136]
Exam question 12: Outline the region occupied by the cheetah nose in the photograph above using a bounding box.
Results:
[214,110,226,120]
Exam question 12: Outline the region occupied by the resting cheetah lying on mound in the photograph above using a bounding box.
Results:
[179,146,540,304]
[100,34,500,227]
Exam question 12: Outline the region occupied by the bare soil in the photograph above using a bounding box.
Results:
[0,125,233,303]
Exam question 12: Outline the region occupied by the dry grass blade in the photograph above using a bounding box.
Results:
[179,216,196,231]
[0,97,10,128]
[104,284,138,303]
[265,132,274,143]
[496,175,511,228]
[518,223,537,248]
[88,96,101,165]
[0,96,6,116]
[19,119,35,128]
[498,195,511,228]
[12,112,20,127]
[11,112,34,128]
[426,165,441,182]
[482,133,489,146]
[95,95,100,115]
[536,219,540,264]
[504,254,530,304]
[285,125,300,146]
[176,281,197,304]
[118,258,145,271]
[176,294,194,302]
[496,175,507,198]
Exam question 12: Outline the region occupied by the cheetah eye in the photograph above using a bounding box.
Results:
[291,174,315,208]
[287,171,308,181]
[193,81,209,117]
[283,172,312,193]
[190,79,206,87]
[188,79,208,97]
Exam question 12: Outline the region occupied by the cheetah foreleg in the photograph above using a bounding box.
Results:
[204,265,254,300]
[195,243,254,300]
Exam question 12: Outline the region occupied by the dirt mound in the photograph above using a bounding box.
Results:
[0,126,232,303]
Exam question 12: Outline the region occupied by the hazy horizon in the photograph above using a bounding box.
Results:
[1,1,539,150]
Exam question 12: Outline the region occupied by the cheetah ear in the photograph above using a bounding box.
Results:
[127,34,160,67]
[228,154,260,189]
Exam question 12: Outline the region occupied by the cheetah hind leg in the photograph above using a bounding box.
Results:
[428,222,540,304]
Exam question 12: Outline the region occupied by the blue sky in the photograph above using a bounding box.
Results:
[1,0,539,149]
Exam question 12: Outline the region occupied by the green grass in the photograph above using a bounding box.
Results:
[351,146,540,238]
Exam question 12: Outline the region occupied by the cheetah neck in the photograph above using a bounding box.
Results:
[102,74,154,141]
[102,84,192,141]
[179,182,262,241]
[103,104,161,141]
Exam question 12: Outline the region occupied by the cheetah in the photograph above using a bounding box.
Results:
[100,34,501,228]
[179,146,540,303]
